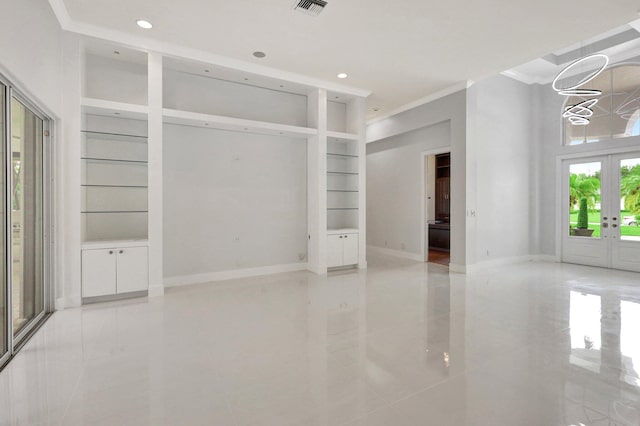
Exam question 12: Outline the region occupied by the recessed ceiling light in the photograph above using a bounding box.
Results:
[337,73,348,79]
[136,19,153,29]
[253,51,266,58]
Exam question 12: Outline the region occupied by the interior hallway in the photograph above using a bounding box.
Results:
[0,254,639,425]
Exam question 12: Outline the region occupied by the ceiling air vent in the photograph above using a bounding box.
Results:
[293,0,327,16]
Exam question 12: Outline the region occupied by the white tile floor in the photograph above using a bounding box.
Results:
[1,253,640,425]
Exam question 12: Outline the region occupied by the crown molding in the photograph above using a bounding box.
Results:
[366,81,470,126]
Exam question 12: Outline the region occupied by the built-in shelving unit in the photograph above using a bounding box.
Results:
[162,107,317,138]
[82,97,148,120]
[75,39,368,300]
[327,136,360,233]
[79,46,152,302]
[81,127,149,242]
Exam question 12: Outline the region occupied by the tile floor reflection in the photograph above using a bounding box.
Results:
[0,254,639,425]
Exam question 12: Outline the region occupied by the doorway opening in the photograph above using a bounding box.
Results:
[425,152,450,266]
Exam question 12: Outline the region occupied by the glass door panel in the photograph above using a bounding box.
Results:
[611,154,640,272]
[619,158,640,241]
[562,158,609,268]
[568,162,602,238]
[0,83,6,359]
[10,97,44,336]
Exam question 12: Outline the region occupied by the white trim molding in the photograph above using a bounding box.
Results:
[463,255,558,274]
[164,263,309,288]
[367,245,424,262]
[55,295,82,310]
[366,81,471,128]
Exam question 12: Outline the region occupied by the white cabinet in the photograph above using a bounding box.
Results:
[327,231,359,268]
[81,249,117,297]
[82,243,148,299]
[115,247,149,293]
[327,235,344,268]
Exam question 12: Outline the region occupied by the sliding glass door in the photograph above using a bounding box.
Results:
[0,78,49,369]
[10,96,44,338]
[0,83,7,363]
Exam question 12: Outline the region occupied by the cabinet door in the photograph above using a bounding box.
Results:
[116,247,149,294]
[82,249,117,298]
[342,234,359,265]
[327,235,344,267]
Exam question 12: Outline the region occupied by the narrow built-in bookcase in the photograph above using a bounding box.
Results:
[80,49,150,301]
[325,96,365,270]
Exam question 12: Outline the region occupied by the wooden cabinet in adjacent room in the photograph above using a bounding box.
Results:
[435,153,450,222]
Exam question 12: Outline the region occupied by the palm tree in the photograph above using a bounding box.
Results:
[569,173,600,210]
[621,168,640,215]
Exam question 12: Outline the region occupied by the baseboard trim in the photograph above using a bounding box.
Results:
[148,285,165,297]
[466,254,559,274]
[367,245,423,262]
[449,263,466,274]
[55,295,82,310]
[164,263,309,287]
[531,255,558,263]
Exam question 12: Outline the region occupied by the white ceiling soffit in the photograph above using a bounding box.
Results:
[504,21,640,85]
[50,0,639,119]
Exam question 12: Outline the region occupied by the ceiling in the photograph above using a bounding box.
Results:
[57,0,640,120]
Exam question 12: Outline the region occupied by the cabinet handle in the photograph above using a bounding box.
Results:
[119,250,124,254]
[339,236,343,238]
[344,235,348,238]
[108,250,114,254]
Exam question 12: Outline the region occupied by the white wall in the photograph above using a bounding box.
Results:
[466,74,533,263]
[0,0,63,116]
[366,121,450,256]
[163,124,308,282]
[163,69,308,127]
[366,90,468,267]
[84,54,147,105]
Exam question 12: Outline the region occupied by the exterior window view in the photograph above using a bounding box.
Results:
[564,64,640,145]
[569,159,640,239]
[3,1,640,425]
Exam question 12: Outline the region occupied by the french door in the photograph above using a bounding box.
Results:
[562,152,640,272]
[0,78,49,368]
